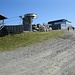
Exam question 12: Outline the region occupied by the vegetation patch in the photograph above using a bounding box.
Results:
[0,30,64,51]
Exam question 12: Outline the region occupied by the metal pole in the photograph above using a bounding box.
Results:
[29,17,32,31]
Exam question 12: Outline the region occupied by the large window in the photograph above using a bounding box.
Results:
[54,21,66,25]
[66,21,72,26]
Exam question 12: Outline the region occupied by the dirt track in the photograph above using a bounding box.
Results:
[0,30,75,75]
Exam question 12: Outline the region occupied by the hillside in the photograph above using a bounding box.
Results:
[1,30,75,75]
[0,30,64,51]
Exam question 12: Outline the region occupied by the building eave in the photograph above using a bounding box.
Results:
[0,14,7,20]
[48,19,71,24]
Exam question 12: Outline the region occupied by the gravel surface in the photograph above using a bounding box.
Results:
[0,30,75,75]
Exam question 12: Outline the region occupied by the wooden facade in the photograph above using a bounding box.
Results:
[5,25,24,34]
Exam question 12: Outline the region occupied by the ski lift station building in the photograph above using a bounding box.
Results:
[0,14,72,36]
[48,19,72,30]
[0,14,37,36]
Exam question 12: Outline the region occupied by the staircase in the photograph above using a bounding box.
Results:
[0,25,5,30]
[0,24,6,37]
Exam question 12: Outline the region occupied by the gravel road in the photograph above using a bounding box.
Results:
[0,30,75,75]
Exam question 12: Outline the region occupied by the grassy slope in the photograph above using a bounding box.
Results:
[0,30,64,51]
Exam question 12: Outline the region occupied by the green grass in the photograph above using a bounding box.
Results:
[0,30,64,51]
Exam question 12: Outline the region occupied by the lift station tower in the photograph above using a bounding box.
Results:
[20,13,37,31]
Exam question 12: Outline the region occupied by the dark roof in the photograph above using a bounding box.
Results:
[48,19,71,24]
[0,14,7,20]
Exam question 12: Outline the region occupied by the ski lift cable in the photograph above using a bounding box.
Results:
[5,19,21,24]
[7,14,24,20]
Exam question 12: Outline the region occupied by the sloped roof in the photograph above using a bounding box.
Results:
[48,19,71,24]
[0,14,7,20]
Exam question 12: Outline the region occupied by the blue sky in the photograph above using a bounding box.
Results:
[0,0,75,26]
